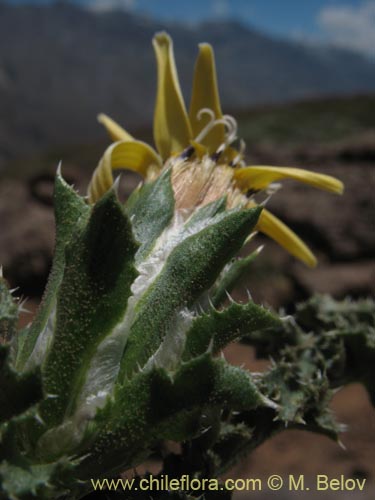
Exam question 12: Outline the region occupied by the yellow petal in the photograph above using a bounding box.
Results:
[235,166,344,194]
[153,32,192,160]
[254,205,317,267]
[88,140,162,203]
[97,113,134,142]
[189,43,225,153]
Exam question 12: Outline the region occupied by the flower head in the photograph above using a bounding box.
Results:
[88,32,343,267]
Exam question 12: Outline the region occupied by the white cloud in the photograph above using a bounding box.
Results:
[212,0,229,18]
[88,0,136,13]
[318,1,375,57]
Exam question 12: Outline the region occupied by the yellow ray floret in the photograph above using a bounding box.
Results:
[153,32,192,160]
[255,206,317,268]
[234,166,344,194]
[97,113,134,142]
[189,43,225,153]
[88,141,162,203]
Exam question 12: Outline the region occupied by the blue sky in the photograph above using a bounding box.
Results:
[6,0,375,56]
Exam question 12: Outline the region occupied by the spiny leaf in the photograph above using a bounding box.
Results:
[78,354,265,480]
[183,300,282,360]
[125,168,175,260]
[289,295,375,405]
[119,206,262,379]
[259,339,338,436]
[42,189,138,428]
[211,251,259,308]
[184,196,227,228]
[14,174,89,371]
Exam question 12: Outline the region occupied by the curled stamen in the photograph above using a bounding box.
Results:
[230,139,246,167]
[195,117,228,144]
[212,116,241,162]
[194,108,217,143]
[197,108,216,122]
[194,109,243,167]
[194,108,239,149]
[222,115,238,144]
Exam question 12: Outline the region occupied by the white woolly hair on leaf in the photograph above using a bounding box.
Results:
[74,214,186,420]
[24,307,56,371]
[74,325,128,421]
[143,307,195,373]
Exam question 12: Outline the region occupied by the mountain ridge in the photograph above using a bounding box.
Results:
[0,2,374,167]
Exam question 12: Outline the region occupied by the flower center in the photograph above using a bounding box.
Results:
[168,155,246,212]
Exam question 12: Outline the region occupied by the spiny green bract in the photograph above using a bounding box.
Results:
[0,170,374,500]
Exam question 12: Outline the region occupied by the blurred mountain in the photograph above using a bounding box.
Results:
[1,2,375,167]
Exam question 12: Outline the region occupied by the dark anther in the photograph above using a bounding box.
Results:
[179,145,195,160]
[211,146,225,163]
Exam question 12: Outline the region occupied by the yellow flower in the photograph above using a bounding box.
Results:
[88,32,343,267]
